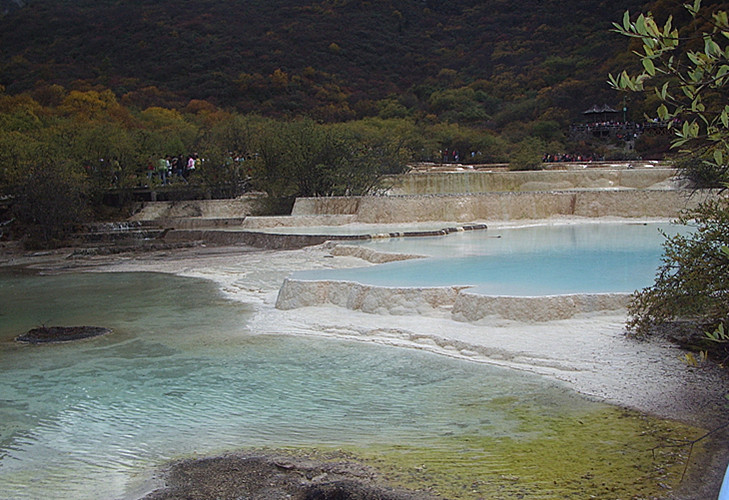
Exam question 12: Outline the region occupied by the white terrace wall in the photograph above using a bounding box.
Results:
[386,167,681,195]
[275,278,632,322]
[292,190,713,223]
[130,196,261,221]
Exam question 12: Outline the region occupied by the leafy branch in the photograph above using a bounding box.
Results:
[608,0,729,173]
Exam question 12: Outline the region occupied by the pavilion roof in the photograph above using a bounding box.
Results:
[583,104,618,115]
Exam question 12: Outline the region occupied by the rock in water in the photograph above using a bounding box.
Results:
[16,326,111,344]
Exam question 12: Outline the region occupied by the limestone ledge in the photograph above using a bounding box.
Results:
[292,189,716,222]
[386,167,683,195]
[328,244,426,264]
[275,278,467,316]
[131,194,262,221]
[275,278,632,322]
[242,214,357,229]
[452,290,631,322]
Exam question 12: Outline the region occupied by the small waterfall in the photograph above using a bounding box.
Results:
[80,220,166,245]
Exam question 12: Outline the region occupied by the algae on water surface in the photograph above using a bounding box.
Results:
[349,402,704,499]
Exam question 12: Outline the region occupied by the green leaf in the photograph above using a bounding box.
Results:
[623,10,631,32]
[721,108,729,128]
[646,17,661,37]
[619,70,636,91]
[668,29,680,47]
[687,51,702,66]
[705,37,722,57]
[642,58,656,75]
[687,67,705,83]
[608,73,619,89]
[714,149,724,165]
[717,65,729,78]
[686,0,701,17]
[690,121,700,137]
[715,10,728,28]
[706,323,727,343]
[682,120,700,138]
[657,103,669,119]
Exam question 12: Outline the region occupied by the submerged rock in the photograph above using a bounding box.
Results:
[143,452,441,500]
[15,326,111,344]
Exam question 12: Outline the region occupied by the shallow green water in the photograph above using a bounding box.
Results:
[0,271,700,499]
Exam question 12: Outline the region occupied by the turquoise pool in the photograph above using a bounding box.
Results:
[291,222,686,295]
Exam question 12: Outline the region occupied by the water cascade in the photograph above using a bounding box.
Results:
[386,166,681,195]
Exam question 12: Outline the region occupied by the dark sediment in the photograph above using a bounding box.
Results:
[15,326,111,344]
[142,452,442,500]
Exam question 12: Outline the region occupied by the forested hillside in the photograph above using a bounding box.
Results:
[1,0,650,127]
[6,0,708,246]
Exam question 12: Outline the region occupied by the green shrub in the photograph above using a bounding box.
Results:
[674,156,729,189]
[627,198,729,359]
[508,137,544,171]
[12,163,90,248]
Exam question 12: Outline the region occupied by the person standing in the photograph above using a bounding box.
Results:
[157,156,169,185]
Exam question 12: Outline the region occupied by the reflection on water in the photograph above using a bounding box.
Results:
[0,270,698,499]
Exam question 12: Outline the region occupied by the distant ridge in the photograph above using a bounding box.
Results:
[0,0,654,126]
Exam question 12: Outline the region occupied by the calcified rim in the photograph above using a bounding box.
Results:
[275,277,631,323]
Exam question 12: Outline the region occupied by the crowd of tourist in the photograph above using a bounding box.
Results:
[542,153,605,163]
[146,154,200,185]
[437,150,485,163]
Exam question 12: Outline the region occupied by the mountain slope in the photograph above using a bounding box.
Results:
[0,0,648,124]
